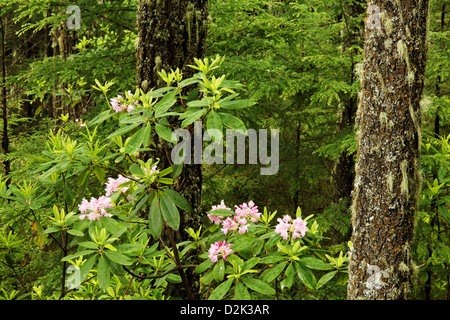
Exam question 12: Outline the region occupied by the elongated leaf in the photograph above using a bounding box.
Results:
[317,271,337,289]
[155,123,176,143]
[97,255,110,291]
[104,250,132,266]
[241,276,275,295]
[124,126,146,154]
[208,278,233,300]
[207,208,233,217]
[301,256,334,270]
[163,189,192,212]
[262,261,288,282]
[196,259,214,273]
[219,99,256,110]
[100,217,126,238]
[213,259,225,282]
[149,195,163,238]
[180,108,207,128]
[218,112,246,133]
[89,110,114,126]
[280,263,295,290]
[154,90,177,117]
[80,254,98,281]
[234,281,251,300]
[107,122,141,139]
[294,262,316,289]
[206,110,223,140]
[61,250,96,262]
[159,192,180,230]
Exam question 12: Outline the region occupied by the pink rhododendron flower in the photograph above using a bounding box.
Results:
[78,196,114,221]
[207,200,230,225]
[208,241,233,263]
[105,174,131,196]
[220,215,249,235]
[274,214,307,240]
[110,93,140,113]
[234,200,261,223]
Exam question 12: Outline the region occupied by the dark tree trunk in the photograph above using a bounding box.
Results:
[136,0,209,300]
[333,1,365,204]
[347,0,430,300]
[0,15,10,183]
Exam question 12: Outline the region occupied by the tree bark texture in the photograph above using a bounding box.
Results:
[347,0,430,300]
[136,0,209,299]
[136,0,208,91]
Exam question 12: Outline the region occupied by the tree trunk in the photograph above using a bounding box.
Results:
[136,0,209,300]
[347,0,430,300]
[0,15,10,183]
[333,1,364,205]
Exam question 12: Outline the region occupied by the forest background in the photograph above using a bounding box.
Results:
[0,0,448,301]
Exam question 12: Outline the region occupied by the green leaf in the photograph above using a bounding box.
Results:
[186,97,210,107]
[294,262,316,289]
[241,276,275,295]
[107,122,141,139]
[206,110,223,140]
[262,261,288,283]
[213,259,225,281]
[76,168,90,188]
[93,166,105,183]
[280,263,294,290]
[61,250,96,262]
[80,254,98,281]
[234,281,251,300]
[317,271,337,289]
[124,125,146,154]
[301,257,334,270]
[67,229,84,237]
[149,195,163,238]
[97,255,110,291]
[100,217,126,238]
[89,110,114,126]
[78,241,99,250]
[154,90,177,117]
[207,208,233,217]
[231,237,254,252]
[218,112,246,133]
[196,259,214,273]
[219,99,256,110]
[163,189,192,212]
[180,108,207,128]
[104,250,132,266]
[208,278,233,300]
[155,123,176,143]
[159,192,180,230]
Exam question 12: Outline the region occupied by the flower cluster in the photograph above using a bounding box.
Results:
[221,216,249,235]
[105,174,130,196]
[78,196,114,221]
[234,201,261,223]
[207,200,230,225]
[274,215,307,241]
[110,91,139,113]
[208,241,233,263]
[208,200,261,236]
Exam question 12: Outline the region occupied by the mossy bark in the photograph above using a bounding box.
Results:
[347,0,430,300]
[136,0,208,300]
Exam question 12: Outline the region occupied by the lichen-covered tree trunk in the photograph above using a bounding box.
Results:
[136,0,208,299]
[347,0,430,300]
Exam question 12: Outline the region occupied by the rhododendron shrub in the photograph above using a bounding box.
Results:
[1,58,348,300]
[192,201,349,300]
